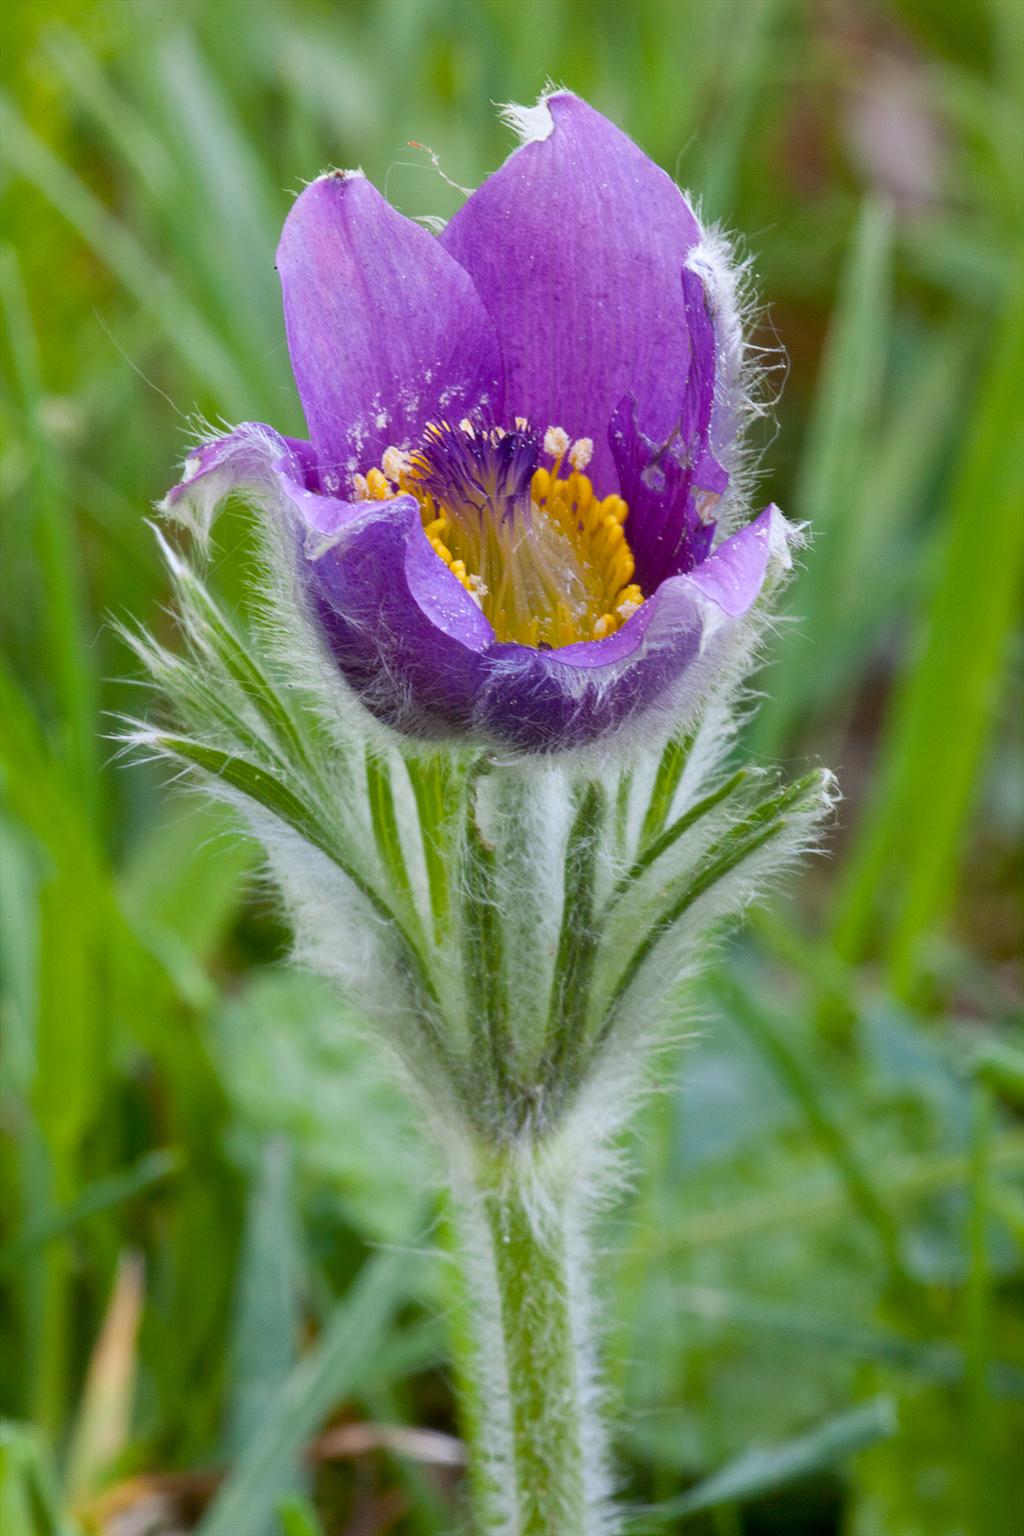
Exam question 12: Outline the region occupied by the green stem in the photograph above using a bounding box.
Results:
[452,1156,600,1536]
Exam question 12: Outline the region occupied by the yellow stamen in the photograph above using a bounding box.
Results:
[364,426,646,649]
[569,437,594,473]
[366,467,392,500]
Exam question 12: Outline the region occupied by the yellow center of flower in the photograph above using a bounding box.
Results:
[355,422,644,648]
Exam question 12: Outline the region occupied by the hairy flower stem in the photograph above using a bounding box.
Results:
[452,1152,601,1536]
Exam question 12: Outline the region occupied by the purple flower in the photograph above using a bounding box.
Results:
[163,92,792,752]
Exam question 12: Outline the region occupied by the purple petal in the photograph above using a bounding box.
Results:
[162,424,496,736]
[686,504,786,615]
[299,501,790,751]
[308,502,496,738]
[160,423,361,548]
[440,93,702,493]
[277,172,503,486]
[610,268,729,591]
[470,507,790,750]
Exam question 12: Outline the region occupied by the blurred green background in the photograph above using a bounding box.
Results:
[1,0,1022,1532]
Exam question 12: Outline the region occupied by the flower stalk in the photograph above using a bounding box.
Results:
[451,1153,598,1536]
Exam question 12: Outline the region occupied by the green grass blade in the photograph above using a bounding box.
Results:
[966,1085,998,1535]
[670,1283,1024,1396]
[198,1249,413,1536]
[698,0,785,221]
[650,1396,897,1522]
[43,24,177,197]
[120,796,254,964]
[150,28,283,393]
[752,198,893,755]
[0,1151,181,1274]
[277,1497,326,1536]
[64,1252,145,1502]
[710,974,911,1291]
[0,95,249,409]
[0,1421,81,1536]
[781,322,976,729]
[226,1140,302,1535]
[972,1039,1024,1107]
[1,246,98,817]
[363,1381,458,1535]
[659,1133,1023,1251]
[1,671,112,1431]
[834,285,1024,994]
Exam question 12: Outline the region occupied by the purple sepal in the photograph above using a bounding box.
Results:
[308,499,495,739]
[440,92,703,494]
[160,422,362,550]
[309,501,786,750]
[466,506,788,749]
[277,171,503,486]
[610,268,728,592]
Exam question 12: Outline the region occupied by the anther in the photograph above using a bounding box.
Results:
[382,446,412,483]
[366,468,391,499]
[543,425,570,460]
[568,437,593,472]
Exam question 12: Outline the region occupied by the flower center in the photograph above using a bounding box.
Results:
[354,420,644,648]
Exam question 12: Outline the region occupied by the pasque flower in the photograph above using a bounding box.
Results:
[164,91,790,751]
[137,92,831,1536]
